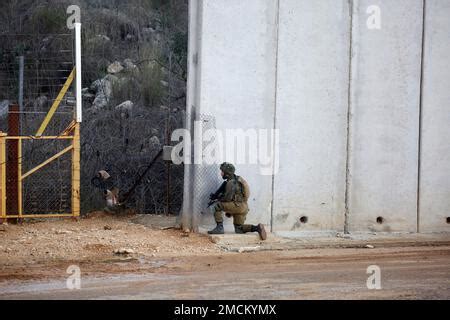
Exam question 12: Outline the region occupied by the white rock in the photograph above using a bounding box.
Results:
[92,94,108,109]
[96,34,111,42]
[365,245,375,249]
[82,93,96,101]
[336,232,352,239]
[151,128,159,135]
[107,61,124,74]
[123,59,137,70]
[90,75,118,109]
[237,246,260,253]
[115,100,134,112]
[149,136,160,147]
[92,76,114,94]
[103,74,119,90]
[90,79,102,93]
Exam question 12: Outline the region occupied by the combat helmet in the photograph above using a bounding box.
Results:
[220,162,235,179]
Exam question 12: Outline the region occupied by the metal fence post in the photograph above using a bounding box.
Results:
[0,132,7,221]
[7,104,19,221]
[17,138,22,218]
[72,22,82,218]
[75,23,82,123]
[72,123,80,218]
[18,56,24,135]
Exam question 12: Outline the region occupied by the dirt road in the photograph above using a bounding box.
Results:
[1,214,449,299]
[1,246,449,300]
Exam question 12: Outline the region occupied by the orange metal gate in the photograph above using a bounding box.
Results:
[0,69,80,221]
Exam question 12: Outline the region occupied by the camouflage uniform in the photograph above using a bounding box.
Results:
[209,178,253,233]
[208,163,266,238]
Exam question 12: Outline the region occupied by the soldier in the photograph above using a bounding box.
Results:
[207,162,267,240]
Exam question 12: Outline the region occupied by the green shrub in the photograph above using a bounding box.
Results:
[29,7,65,34]
[111,73,141,106]
[140,63,165,107]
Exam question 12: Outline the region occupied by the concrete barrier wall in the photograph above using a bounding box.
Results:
[185,0,450,234]
[272,0,350,233]
[188,0,279,231]
[347,0,424,232]
[419,0,450,232]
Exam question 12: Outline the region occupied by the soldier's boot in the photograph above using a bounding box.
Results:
[236,224,267,240]
[234,224,245,234]
[208,222,224,235]
[256,224,267,240]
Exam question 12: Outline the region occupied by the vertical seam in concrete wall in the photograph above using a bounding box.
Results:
[184,0,203,231]
[182,0,195,230]
[417,0,427,234]
[344,0,355,234]
[192,0,204,232]
[269,0,281,233]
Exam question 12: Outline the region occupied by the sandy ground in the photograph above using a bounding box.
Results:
[0,212,220,281]
[0,213,449,300]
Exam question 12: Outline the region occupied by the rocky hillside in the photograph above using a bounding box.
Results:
[0,0,188,215]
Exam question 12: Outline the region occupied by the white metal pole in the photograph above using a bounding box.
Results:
[18,56,24,134]
[75,22,82,123]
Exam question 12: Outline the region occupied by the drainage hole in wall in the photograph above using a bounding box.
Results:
[376,217,384,224]
[447,217,450,224]
[300,216,308,224]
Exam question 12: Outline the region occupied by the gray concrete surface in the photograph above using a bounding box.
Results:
[419,0,450,232]
[272,0,349,232]
[182,0,450,234]
[185,0,279,231]
[347,0,423,232]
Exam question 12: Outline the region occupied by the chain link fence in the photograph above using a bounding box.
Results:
[0,33,76,219]
[190,114,223,228]
[22,139,73,215]
[1,30,186,217]
[80,105,185,215]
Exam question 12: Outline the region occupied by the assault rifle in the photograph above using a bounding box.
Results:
[202,181,226,214]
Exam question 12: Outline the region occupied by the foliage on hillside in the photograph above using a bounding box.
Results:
[0,0,188,214]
